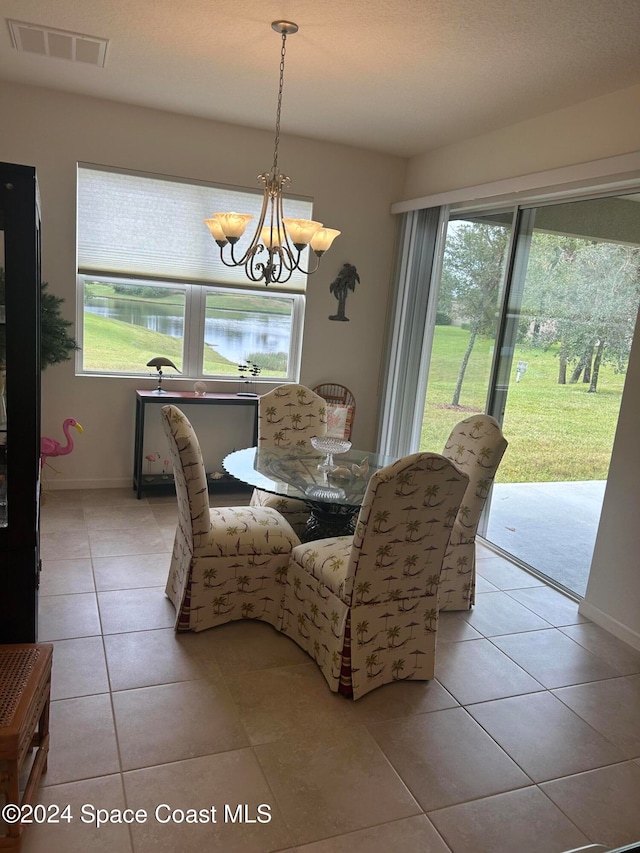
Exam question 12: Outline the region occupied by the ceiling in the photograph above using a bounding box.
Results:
[1,0,640,159]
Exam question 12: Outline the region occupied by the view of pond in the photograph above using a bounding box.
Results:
[85,297,292,364]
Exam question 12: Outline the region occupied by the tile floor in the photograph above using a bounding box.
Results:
[13,488,640,852]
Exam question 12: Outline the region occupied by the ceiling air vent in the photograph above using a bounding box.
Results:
[7,19,108,67]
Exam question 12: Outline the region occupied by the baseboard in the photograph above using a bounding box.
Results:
[578,600,640,652]
[41,478,132,491]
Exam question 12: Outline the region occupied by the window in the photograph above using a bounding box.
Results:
[76,165,310,381]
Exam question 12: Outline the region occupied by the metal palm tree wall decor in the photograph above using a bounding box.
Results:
[329,263,359,321]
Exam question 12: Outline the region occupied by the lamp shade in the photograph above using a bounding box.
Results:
[311,227,341,254]
[204,217,227,242]
[213,213,254,239]
[283,218,323,246]
[260,226,286,248]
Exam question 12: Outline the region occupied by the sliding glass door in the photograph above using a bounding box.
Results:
[417,193,640,597]
[419,211,511,453]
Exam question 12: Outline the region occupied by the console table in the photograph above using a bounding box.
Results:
[133,390,258,499]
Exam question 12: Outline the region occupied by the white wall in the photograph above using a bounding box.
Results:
[401,83,640,650]
[403,83,640,199]
[579,308,640,651]
[0,81,406,487]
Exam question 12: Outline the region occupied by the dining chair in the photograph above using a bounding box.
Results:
[160,405,300,632]
[249,383,327,537]
[312,382,355,440]
[439,413,508,611]
[278,452,469,699]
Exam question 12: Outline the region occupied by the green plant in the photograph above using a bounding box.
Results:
[245,351,288,372]
[40,282,79,369]
[0,268,79,370]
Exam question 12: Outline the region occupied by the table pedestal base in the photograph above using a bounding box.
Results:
[302,502,358,542]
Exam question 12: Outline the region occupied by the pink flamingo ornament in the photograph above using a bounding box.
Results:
[40,418,83,465]
[145,451,160,476]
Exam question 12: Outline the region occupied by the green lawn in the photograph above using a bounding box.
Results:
[82,313,240,374]
[420,326,625,483]
[82,312,287,377]
[84,313,623,484]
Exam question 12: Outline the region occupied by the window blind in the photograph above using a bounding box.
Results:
[377,206,448,457]
[77,164,314,293]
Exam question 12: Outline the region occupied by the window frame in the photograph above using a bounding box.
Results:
[76,273,305,383]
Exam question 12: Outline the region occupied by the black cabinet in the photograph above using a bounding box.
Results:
[133,390,258,498]
[0,163,41,643]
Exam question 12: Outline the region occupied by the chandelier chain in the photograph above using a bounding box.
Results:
[272,30,287,177]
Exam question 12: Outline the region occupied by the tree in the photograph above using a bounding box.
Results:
[440,223,509,406]
[574,243,640,392]
[518,235,579,384]
[40,281,80,369]
[521,238,640,392]
[0,269,79,370]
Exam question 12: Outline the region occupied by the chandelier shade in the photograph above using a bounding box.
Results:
[204,21,340,286]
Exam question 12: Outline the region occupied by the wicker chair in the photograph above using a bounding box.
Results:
[312,383,356,440]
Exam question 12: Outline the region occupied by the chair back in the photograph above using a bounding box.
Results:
[442,414,508,539]
[161,405,211,547]
[258,384,327,448]
[345,452,469,603]
[312,383,356,440]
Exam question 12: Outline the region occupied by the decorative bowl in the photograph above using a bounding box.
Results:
[310,437,352,455]
[305,484,346,501]
[311,436,352,472]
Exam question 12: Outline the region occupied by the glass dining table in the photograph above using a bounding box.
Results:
[223,444,396,541]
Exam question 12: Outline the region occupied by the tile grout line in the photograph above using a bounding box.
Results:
[83,496,135,853]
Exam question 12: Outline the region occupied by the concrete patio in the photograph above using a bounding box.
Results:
[483,480,607,598]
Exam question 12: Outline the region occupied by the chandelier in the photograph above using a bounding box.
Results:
[204,21,340,286]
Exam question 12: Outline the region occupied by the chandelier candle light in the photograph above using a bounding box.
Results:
[204,21,340,286]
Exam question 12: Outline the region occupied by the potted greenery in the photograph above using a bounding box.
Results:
[0,268,78,371]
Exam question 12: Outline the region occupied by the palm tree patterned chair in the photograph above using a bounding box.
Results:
[161,405,300,632]
[278,452,469,699]
[249,384,327,538]
[439,414,508,612]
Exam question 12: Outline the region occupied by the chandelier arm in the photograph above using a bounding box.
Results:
[273,248,296,280]
[224,239,258,268]
[247,255,268,283]
[276,183,299,267]
[266,248,295,285]
[249,177,274,250]
[247,247,294,286]
[286,248,322,277]
[218,245,254,270]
